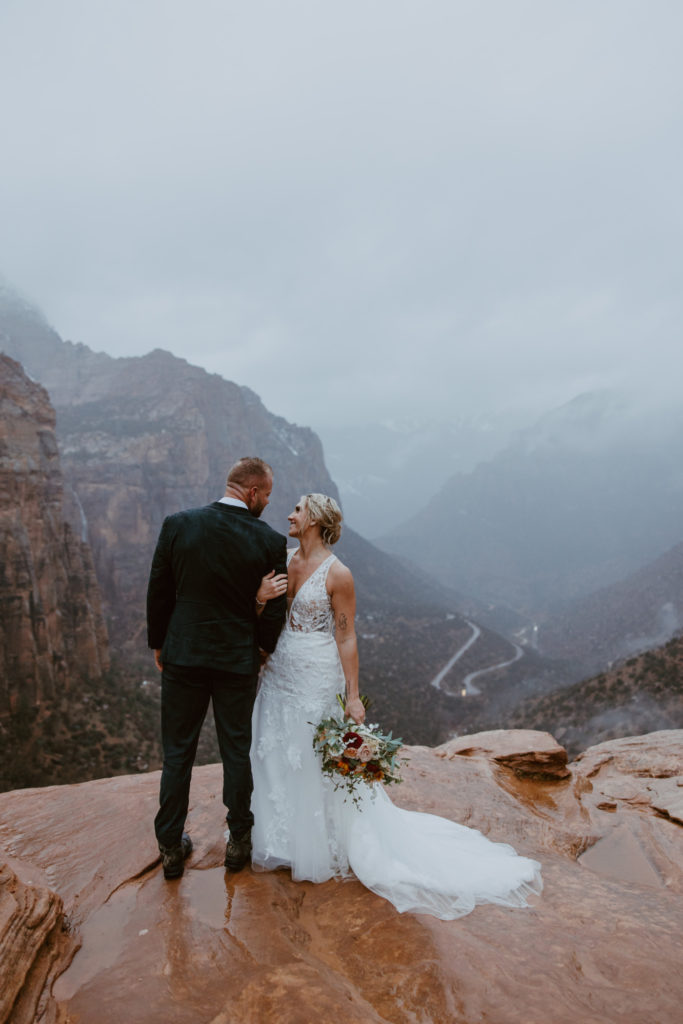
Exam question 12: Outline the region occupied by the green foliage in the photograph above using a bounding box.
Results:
[0,660,163,793]
[506,630,683,757]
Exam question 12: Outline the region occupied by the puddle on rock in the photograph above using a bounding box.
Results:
[579,826,663,888]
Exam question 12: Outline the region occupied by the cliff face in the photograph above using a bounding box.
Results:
[0,292,339,656]
[4,286,578,757]
[3,290,520,751]
[0,354,109,717]
[52,346,336,655]
[0,729,681,1024]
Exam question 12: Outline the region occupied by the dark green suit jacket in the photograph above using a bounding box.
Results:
[146,502,287,674]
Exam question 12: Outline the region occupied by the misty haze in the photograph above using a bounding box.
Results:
[1,3,682,1021]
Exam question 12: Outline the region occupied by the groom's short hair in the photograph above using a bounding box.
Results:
[227,456,273,487]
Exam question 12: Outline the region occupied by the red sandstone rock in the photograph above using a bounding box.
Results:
[0,862,72,1024]
[0,729,681,1023]
[0,354,109,717]
[437,728,570,779]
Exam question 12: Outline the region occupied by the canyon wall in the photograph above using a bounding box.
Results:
[0,292,339,655]
[0,354,109,719]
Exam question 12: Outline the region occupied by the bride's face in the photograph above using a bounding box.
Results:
[287,500,310,538]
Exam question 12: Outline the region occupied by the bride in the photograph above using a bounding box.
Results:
[247,493,542,920]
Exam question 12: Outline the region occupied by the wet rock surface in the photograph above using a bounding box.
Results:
[438,728,571,779]
[0,862,72,1024]
[0,729,681,1023]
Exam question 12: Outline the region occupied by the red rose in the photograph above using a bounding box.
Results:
[342,731,362,748]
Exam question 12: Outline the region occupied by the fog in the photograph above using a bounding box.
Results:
[1,0,682,454]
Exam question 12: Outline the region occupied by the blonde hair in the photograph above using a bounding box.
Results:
[304,493,343,546]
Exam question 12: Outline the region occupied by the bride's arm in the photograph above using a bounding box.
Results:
[329,563,365,725]
[255,570,288,617]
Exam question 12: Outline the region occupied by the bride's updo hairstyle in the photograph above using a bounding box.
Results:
[304,493,343,546]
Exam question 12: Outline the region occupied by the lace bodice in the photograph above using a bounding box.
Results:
[287,551,336,634]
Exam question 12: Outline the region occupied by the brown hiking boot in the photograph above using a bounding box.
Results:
[159,832,193,879]
[224,830,252,871]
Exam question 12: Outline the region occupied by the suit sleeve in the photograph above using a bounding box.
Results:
[146,517,177,649]
[256,532,288,653]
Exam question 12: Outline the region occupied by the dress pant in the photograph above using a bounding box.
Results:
[154,662,258,848]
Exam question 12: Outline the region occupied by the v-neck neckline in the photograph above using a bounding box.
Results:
[289,552,335,604]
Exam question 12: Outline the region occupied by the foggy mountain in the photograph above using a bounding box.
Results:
[536,539,683,675]
[4,280,681,781]
[318,415,521,537]
[0,354,109,710]
[2,282,549,780]
[0,283,338,651]
[0,356,160,792]
[378,390,683,621]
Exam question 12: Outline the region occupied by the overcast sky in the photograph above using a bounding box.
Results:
[1,0,682,435]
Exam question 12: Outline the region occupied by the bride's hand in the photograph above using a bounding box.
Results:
[256,570,288,605]
[345,695,366,725]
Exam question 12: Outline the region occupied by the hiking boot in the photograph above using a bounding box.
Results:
[224,830,252,872]
[159,832,193,879]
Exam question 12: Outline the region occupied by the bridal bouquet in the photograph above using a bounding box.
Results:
[312,695,405,804]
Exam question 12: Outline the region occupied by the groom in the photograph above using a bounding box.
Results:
[146,456,288,879]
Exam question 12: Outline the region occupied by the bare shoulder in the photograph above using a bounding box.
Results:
[328,556,354,590]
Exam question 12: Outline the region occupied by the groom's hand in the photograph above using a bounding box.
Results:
[154,649,163,672]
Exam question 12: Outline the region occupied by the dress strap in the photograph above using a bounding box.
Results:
[319,553,336,584]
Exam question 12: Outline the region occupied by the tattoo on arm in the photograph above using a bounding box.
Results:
[337,612,348,631]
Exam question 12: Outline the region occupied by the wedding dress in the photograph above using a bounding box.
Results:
[250,552,542,920]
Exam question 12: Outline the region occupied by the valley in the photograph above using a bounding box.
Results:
[1,284,682,790]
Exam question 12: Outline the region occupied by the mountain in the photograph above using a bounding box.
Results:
[0,286,339,655]
[318,414,519,537]
[378,390,683,620]
[506,632,683,757]
[0,354,109,701]
[2,729,682,1023]
[536,539,683,674]
[1,284,551,762]
[0,354,122,788]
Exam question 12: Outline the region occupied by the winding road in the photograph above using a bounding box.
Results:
[429,620,524,697]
